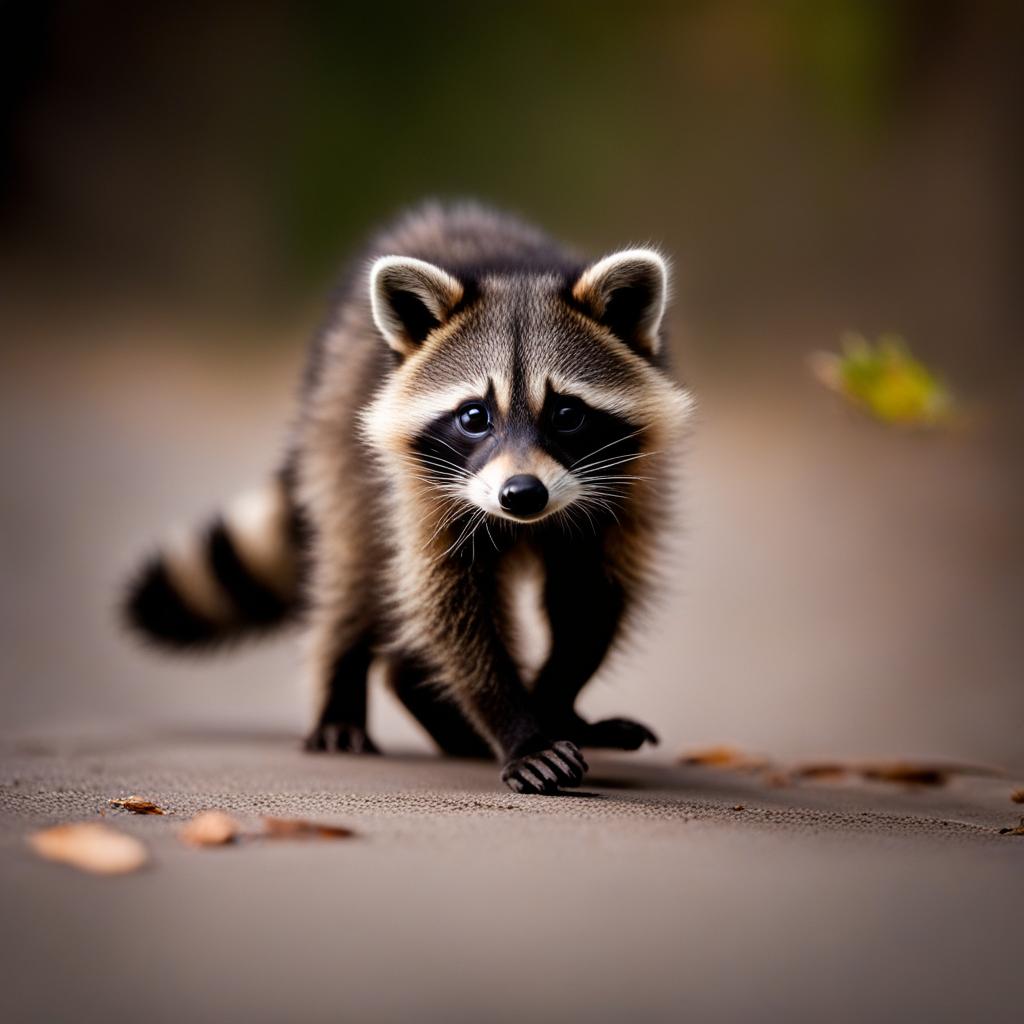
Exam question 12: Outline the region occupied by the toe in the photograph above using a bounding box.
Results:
[529,758,560,787]
[345,728,380,755]
[515,765,546,793]
[553,740,588,772]
[540,751,581,785]
[303,727,327,752]
[305,723,379,755]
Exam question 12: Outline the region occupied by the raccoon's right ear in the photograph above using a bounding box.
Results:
[369,256,465,357]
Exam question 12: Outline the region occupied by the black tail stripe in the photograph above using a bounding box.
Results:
[206,519,288,625]
[124,557,220,648]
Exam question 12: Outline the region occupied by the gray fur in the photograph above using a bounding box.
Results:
[126,201,694,794]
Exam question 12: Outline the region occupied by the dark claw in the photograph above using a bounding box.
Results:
[303,722,380,755]
[501,740,588,794]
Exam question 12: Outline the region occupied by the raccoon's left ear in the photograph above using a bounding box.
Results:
[572,248,668,358]
[369,256,465,357]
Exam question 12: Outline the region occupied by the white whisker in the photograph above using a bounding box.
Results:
[569,428,646,469]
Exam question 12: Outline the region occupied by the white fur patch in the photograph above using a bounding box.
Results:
[359,374,492,456]
[224,481,296,599]
[466,450,577,522]
[498,544,551,686]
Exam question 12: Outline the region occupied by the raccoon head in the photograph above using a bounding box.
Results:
[361,249,693,530]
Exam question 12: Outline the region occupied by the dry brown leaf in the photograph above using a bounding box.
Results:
[835,759,1000,785]
[109,795,165,815]
[262,816,354,840]
[872,759,1004,779]
[179,810,240,847]
[678,745,743,766]
[678,746,769,771]
[1011,789,1024,804]
[859,763,947,786]
[677,745,1005,793]
[28,823,148,875]
[998,817,1024,837]
[793,763,849,781]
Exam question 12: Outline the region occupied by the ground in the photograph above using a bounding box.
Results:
[1,731,1021,1023]
[1,333,1022,1022]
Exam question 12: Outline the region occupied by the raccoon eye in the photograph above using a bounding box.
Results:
[551,398,586,433]
[456,402,491,438]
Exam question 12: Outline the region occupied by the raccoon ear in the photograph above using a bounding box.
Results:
[572,248,668,358]
[369,256,465,356]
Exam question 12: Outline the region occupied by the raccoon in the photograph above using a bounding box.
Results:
[125,202,694,794]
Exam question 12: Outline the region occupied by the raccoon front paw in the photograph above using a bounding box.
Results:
[581,717,659,750]
[303,722,380,755]
[501,740,588,794]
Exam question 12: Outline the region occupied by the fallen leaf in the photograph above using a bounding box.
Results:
[678,745,739,766]
[859,759,1003,782]
[262,817,354,840]
[179,811,240,847]
[998,818,1024,837]
[677,746,768,771]
[28,823,148,875]
[1011,789,1024,804]
[677,744,1005,793]
[810,332,955,428]
[859,763,947,786]
[109,795,165,815]
[793,763,849,781]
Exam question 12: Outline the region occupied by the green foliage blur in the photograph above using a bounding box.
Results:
[275,1,911,281]
[3,0,1017,388]
[813,333,954,427]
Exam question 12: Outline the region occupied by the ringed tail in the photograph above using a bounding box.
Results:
[123,475,303,649]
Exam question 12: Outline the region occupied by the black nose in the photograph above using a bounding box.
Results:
[499,474,548,517]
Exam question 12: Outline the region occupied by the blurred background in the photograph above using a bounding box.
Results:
[1,0,1021,768]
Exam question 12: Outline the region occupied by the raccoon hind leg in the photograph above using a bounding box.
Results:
[305,631,379,754]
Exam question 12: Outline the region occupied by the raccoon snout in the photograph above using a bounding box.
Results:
[498,475,548,518]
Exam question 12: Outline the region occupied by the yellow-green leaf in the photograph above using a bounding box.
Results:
[810,333,954,427]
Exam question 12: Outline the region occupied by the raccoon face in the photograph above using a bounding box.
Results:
[361,249,693,528]
[404,381,647,524]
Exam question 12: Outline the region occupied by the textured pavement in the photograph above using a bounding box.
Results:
[2,337,1022,1022]
[2,731,1022,1024]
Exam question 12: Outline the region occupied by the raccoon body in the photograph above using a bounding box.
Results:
[126,202,694,793]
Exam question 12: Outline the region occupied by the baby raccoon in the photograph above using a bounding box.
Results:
[125,202,693,794]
